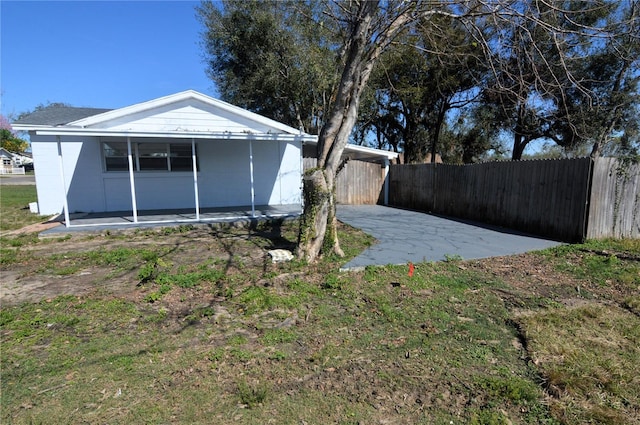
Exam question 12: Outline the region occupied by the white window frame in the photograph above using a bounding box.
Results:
[102,140,197,172]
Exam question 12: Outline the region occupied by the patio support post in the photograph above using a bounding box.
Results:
[56,136,72,228]
[126,137,139,223]
[191,138,200,220]
[249,139,256,218]
[383,158,390,206]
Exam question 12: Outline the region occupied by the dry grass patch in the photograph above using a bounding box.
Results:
[517,302,640,424]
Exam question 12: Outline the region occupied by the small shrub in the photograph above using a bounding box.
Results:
[0,248,18,265]
[268,350,286,361]
[477,376,540,404]
[322,273,343,290]
[236,380,268,408]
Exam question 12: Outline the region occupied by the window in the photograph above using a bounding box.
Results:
[103,142,128,171]
[169,143,194,171]
[103,141,197,172]
[138,143,169,171]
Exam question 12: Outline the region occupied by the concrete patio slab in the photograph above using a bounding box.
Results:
[336,205,562,270]
[39,205,301,236]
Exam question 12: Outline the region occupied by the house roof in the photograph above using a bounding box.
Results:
[12,90,397,162]
[0,148,14,158]
[13,106,113,126]
[12,90,317,142]
[68,90,304,135]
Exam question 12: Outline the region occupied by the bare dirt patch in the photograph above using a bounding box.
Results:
[467,252,637,308]
[1,223,295,307]
[1,226,634,314]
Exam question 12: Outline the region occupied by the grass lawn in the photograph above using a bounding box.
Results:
[0,185,44,232]
[1,216,638,424]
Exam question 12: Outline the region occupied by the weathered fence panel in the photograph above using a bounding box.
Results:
[587,158,640,239]
[305,155,638,241]
[303,158,384,205]
[388,164,435,211]
[389,158,593,242]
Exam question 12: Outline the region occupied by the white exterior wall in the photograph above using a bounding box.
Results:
[31,136,63,215]
[31,135,302,215]
[102,174,197,211]
[278,140,303,205]
[90,100,276,134]
[197,139,301,208]
[31,135,104,215]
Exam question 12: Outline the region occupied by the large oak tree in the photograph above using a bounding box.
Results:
[200,0,637,262]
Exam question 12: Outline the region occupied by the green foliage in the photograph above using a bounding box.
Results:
[236,286,278,314]
[2,222,637,424]
[236,380,268,408]
[138,256,225,301]
[476,376,540,404]
[0,127,29,153]
[542,240,640,288]
[361,17,487,163]
[322,273,343,290]
[261,328,297,345]
[197,0,338,134]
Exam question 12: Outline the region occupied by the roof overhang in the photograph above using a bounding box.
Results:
[68,90,305,136]
[304,140,398,162]
[21,127,318,142]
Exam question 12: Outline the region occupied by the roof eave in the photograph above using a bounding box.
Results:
[68,90,309,137]
[31,128,318,142]
[12,124,55,131]
[304,139,399,160]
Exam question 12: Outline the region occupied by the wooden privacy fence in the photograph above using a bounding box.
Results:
[587,158,640,239]
[389,157,639,242]
[303,158,385,205]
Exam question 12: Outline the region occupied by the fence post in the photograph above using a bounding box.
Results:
[383,158,390,206]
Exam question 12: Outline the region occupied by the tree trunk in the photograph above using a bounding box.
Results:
[296,3,375,262]
[590,58,631,158]
[512,135,527,160]
[430,101,448,163]
[512,104,527,160]
[296,2,413,262]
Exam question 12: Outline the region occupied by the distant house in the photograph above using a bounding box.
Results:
[0,148,30,173]
[12,90,315,226]
[0,148,16,169]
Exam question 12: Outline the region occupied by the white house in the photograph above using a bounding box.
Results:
[0,148,17,169]
[13,90,316,227]
[0,148,32,174]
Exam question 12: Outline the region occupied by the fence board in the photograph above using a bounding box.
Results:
[305,156,638,241]
[303,158,384,205]
[587,158,640,239]
[390,158,593,242]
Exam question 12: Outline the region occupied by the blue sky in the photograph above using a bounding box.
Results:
[1,0,216,120]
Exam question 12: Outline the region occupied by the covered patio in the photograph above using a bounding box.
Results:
[40,204,300,234]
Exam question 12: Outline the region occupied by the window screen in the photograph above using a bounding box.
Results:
[103,141,198,172]
[169,143,194,171]
[103,142,128,171]
[138,143,169,171]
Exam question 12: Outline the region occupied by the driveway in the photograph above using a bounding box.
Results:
[336,205,561,270]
